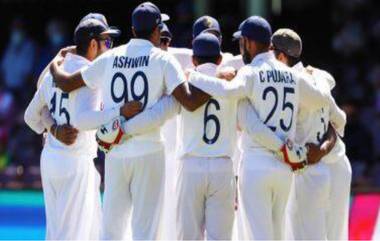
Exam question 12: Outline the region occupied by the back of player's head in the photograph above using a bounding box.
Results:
[132,2,169,39]
[74,18,110,56]
[192,16,221,39]
[192,32,221,65]
[80,13,121,37]
[235,16,272,47]
[271,28,302,59]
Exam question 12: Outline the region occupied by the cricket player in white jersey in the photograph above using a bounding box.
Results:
[172,33,237,240]
[270,29,351,240]
[49,2,212,239]
[187,16,345,239]
[24,16,121,239]
[162,18,235,174]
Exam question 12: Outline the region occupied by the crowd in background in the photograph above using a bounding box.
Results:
[331,0,380,189]
[0,0,378,190]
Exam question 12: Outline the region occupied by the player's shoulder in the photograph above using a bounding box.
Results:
[75,82,100,97]
[222,54,244,69]
[106,45,126,57]
[236,64,257,80]
[37,71,55,96]
[168,47,192,56]
[150,47,182,67]
[221,52,234,60]
[40,71,53,89]
[307,65,336,90]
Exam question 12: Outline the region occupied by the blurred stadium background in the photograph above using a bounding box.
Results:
[0,0,379,239]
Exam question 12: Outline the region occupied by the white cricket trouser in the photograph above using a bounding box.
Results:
[176,155,236,240]
[232,133,242,175]
[285,162,330,240]
[41,153,101,240]
[161,116,179,240]
[238,151,293,240]
[102,149,165,240]
[326,156,352,240]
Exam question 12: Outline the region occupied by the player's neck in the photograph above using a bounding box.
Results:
[82,52,95,62]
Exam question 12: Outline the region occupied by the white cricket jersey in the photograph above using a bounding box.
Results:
[168,47,193,70]
[240,52,299,153]
[293,62,347,163]
[24,53,99,176]
[177,63,238,158]
[293,62,332,146]
[81,39,185,158]
[189,51,332,156]
[220,54,244,70]
[168,46,234,71]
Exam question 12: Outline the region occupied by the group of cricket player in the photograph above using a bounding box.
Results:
[24,1,352,240]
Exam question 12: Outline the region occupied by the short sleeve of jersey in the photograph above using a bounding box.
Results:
[163,53,186,95]
[168,47,193,70]
[317,69,336,90]
[235,65,255,95]
[81,52,109,90]
[40,72,53,103]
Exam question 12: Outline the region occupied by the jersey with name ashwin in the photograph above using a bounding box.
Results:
[81,39,185,158]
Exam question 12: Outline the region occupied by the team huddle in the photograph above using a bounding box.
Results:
[24,1,352,240]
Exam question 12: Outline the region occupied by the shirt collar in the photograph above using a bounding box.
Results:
[195,63,218,76]
[293,61,304,71]
[251,51,275,65]
[128,38,154,47]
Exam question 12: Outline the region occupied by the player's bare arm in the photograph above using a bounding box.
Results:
[49,61,85,92]
[306,123,337,165]
[41,106,79,145]
[120,101,143,119]
[171,82,211,111]
[50,124,79,146]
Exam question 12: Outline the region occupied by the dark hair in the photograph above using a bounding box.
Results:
[193,55,221,65]
[76,36,105,56]
[160,37,171,45]
[76,37,92,56]
[273,49,300,67]
[255,41,270,52]
[134,27,155,40]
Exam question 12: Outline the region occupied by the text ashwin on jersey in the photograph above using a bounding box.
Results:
[113,56,150,69]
